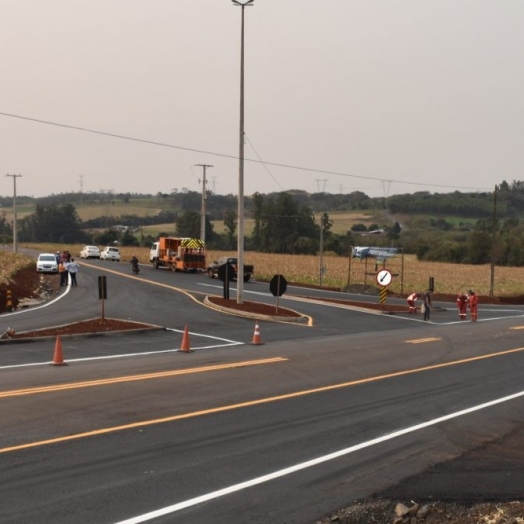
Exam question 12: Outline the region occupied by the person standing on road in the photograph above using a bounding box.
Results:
[66,258,79,287]
[456,291,469,320]
[423,290,432,321]
[58,259,68,286]
[407,292,420,314]
[468,290,478,322]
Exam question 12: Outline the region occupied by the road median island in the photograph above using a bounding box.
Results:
[204,296,308,322]
[0,318,164,342]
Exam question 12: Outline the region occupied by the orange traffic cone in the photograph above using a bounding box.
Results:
[251,321,264,345]
[51,334,68,366]
[180,325,193,353]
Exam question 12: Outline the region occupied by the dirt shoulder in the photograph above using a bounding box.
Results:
[316,425,524,523]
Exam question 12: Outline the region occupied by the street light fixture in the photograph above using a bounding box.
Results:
[232,0,254,305]
[5,174,22,253]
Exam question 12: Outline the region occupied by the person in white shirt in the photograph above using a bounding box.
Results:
[66,258,79,287]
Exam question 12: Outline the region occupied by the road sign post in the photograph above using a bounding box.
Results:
[218,263,236,299]
[98,276,107,322]
[269,274,287,314]
[376,270,392,312]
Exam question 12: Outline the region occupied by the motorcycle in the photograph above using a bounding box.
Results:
[131,260,140,275]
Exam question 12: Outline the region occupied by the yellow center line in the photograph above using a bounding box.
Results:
[510,326,524,330]
[79,260,206,303]
[406,337,441,344]
[2,346,523,455]
[0,358,288,398]
[81,261,313,325]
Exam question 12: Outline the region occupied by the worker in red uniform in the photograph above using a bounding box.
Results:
[456,291,469,320]
[468,290,478,322]
[407,292,420,314]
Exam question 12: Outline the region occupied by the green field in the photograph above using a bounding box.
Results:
[320,211,377,234]
[140,223,177,237]
[76,203,162,221]
[2,196,170,222]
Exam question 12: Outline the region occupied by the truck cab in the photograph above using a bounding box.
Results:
[207,256,254,282]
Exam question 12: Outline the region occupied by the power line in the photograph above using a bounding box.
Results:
[244,133,283,191]
[0,111,493,192]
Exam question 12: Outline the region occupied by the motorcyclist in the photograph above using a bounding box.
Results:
[131,255,139,273]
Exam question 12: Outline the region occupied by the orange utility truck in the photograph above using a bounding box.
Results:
[149,237,206,272]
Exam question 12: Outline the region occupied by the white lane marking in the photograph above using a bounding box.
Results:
[482,309,524,312]
[1,282,70,317]
[198,284,524,325]
[0,328,243,370]
[114,389,524,524]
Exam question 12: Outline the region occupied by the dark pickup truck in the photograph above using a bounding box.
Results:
[207,257,254,282]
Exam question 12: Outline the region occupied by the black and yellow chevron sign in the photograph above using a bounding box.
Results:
[380,287,387,304]
[181,238,205,249]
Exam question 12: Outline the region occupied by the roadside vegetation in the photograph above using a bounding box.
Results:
[0,251,35,284]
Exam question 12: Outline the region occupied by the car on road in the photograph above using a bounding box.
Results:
[207,257,254,282]
[36,253,58,273]
[80,245,101,259]
[100,246,121,262]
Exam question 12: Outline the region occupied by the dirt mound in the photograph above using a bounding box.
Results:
[6,318,156,339]
[0,267,61,313]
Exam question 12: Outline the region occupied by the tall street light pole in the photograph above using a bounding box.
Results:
[233,0,253,305]
[6,174,22,253]
[489,184,498,298]
[195,164,213,244]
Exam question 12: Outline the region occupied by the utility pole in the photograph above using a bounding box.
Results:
[319,212,330,286]
[79,174,84,205]
[6,174,22,253]
[316,179,327,285]
[489,184,498,298]
[195,164,213,243]
[210,176,218,194]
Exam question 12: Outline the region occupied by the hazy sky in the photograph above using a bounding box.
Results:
[1,0,523,199]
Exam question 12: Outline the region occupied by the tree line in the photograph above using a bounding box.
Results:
[5,180,524,266]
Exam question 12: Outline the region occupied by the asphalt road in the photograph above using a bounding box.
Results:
[0,259,523,523]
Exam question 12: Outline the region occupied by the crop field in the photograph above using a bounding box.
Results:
[0,252,35,282]
[206,250,524,297]
[11,245,524,298]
